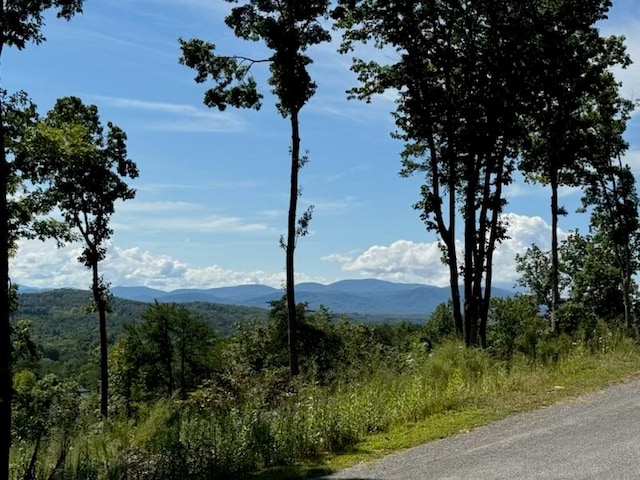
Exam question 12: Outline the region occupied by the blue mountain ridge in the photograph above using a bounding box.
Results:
[109,280,515,316]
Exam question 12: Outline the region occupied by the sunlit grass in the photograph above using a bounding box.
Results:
[306,341,640,478]
[256,338,640,478]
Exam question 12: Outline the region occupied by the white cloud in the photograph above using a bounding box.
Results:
[624,149,640,172]
[324,239,450,285]
[490,213,566,285]
[503,183,532,198]
[160,216,271,234]
[113,201,274,234]
[557,185,582,198]
[10,239,323,291]
[9,214,566,291]
[89,95,245,133]
[500,212,559,250]
[324,213,564,287]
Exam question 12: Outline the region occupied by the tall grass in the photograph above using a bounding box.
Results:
[11,331,640,479]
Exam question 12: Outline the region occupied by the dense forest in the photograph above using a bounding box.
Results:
[3,0,640,479]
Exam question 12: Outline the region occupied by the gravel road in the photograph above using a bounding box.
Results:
[322,377,640,479]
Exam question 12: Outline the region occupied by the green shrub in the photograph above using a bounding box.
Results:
[487,295,549,362]
[420,302,456,350]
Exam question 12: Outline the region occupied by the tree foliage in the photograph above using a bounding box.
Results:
[487,296,548,363]
[336,0,632,347]
[517,229,640,335]
[12,372,79,480]
[0,0,84,53]
[419,302,455,351]
[1,1,640,475]
[336,0,548,347]
[111,303,220,415]
[579,85,638,331]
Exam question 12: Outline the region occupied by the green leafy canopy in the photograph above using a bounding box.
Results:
[2,0,84,51]
[179,0,331,117]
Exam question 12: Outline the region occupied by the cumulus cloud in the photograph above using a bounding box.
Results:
[324,240,451,286]
[324,213,563,287]
[10,239,323,291]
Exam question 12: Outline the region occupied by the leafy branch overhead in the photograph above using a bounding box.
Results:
[2,90,70,251]
[2,0,84,51]
[179,0,330,116]
[179,38,265,111]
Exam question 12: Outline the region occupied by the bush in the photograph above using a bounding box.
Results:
[420,302,456,350]
[487,295,549,362]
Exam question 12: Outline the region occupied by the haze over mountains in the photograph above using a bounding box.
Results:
[104,279,514,316]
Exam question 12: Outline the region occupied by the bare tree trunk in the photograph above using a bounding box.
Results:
[474,158,493,350]
[92,262,109,418]
[286,109,301,377]
[464,169,478,347]
[482,170,506,349]
[619,243,632,332]
[480,146,509,349]
[550,174,560,332]
[447,248,463,337]
[448,171,463,337]
[23,433,41,480]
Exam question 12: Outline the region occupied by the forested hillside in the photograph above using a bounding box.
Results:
[12,288,433,386]
[13,289,269,386]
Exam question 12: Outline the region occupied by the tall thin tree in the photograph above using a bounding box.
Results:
[179,0,330,376]
[30,97,138,417]
[519,0,630,331]
[580,84,637,331]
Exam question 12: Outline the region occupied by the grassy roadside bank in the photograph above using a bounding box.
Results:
[255,338,640,479]
[11,330,640,480]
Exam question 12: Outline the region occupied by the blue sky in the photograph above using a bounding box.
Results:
[6,0,640,291]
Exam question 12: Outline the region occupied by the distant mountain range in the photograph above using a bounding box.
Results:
[104,279,515,317]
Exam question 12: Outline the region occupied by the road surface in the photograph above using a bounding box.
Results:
[322,377,640,479]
